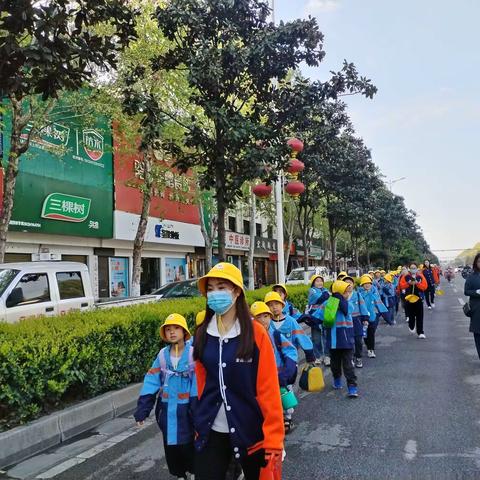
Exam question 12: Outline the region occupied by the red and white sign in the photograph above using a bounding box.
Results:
[224,232,251,251]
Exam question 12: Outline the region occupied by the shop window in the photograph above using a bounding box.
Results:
[56,272,85,299]
[7,273,50,307]
[256,223,262,237]
[243,220,250,234]
[228,216,236,232]
[4,253,31,263]
[62,255,88,265]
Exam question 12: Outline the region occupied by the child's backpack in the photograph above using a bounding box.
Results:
[299,364,325,392]
[323,296,340,328]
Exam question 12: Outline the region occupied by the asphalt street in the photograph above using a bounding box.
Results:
[5,275,480,480]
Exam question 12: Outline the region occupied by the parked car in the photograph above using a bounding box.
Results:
[0,262,157,324]
[286,266,332,285]
[152,279,200,299]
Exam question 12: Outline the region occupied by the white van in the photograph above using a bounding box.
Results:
[0,262,156,323]
[286,266,332,285]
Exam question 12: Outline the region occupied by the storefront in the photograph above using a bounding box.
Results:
[1,106,114,297]
[254,236,278,286]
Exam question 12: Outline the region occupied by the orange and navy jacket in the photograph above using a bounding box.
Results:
[194,320,284,458]
[399,272,428,298]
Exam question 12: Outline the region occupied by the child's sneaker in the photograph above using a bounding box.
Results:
[427,306,432,310]
[323,355,331,366]
[355,358,363,368]
[347,386,359,398]
[333,377,343,389]
[367,350,376,358]
[409,327,415,334]
[418,333,426,339]
[315,357,323,365]
[284,419,295,434]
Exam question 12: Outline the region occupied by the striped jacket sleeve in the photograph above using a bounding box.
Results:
[134,354,163,422]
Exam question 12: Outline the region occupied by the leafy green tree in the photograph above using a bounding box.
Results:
[153,0,326,260]
[0,0,136,261]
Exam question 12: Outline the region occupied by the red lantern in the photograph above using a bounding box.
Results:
[285,180,305,198]
[252,183,272,199]
[287,138,304,156]
[287,158,305,179]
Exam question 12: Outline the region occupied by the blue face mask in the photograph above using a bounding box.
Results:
[207,290,234,315]
[410,268,418,275]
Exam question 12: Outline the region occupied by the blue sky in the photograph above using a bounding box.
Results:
[274,0,480,260]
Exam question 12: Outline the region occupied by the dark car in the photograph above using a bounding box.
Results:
[462,266,473,279]
[152,279,200,299]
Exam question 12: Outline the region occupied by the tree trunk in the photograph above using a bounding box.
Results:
[247,191,256,290]
[365,240,371,269]
[284,201,295,273]
[217,191,227,262]
[131,154,153,297]
[328,220,337,275]
[198,198,214,273]
[0,98,31,262]
[303,229,309,272]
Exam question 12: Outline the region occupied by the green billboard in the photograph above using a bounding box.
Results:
[2,104,113,238]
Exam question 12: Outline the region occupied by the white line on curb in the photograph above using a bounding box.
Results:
[404,439,418,461]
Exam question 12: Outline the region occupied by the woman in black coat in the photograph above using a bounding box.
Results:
[464,253,480,359]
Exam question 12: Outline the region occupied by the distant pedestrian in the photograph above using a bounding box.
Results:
[464,253,480,359]
[134,314,196,480]
[399,263,428,339]
[422,260,440,309]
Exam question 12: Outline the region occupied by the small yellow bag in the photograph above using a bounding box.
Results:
[299,365,325,392]
[436,289,445,296]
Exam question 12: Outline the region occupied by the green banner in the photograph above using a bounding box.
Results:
[2,99,113,238]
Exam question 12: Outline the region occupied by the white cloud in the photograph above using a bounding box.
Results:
[304,0,340,15]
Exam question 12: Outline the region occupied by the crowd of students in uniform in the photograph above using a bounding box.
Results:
[133,260,442,480]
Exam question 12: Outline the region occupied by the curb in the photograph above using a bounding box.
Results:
[0,382,142,470]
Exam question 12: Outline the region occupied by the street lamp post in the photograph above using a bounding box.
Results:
[387,176,406,191]
[275,175,286,283]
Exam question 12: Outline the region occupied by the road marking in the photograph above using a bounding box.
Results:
[404,440,418,461]
[458,298,465,306]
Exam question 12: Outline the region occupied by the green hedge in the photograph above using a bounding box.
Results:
[0,284,314,430]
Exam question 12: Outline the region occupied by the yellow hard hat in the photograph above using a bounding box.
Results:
[250,301,273,318]
[332,280,350,295]
[310,274,324,286]
[397,265,402,270]
[160,313,191,341]
[195,310,206,326]
[343,275,355,284]
[405,294,420,303]
[337,271,348,280]
[360,274,373,286]
[384,273,394,283]
[198,262,244,296]
[272,284,288,297]
[368,271,374,275]
[419,264,424,269]
[380,270,386,275]
[264,291,285,307]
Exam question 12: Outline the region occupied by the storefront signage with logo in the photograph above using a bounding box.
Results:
[213,232,251,251]
[254,237,278,255]
[2,100,113,238]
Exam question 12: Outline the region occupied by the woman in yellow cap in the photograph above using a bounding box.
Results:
[134,314,196,479]
[194,263,284,480]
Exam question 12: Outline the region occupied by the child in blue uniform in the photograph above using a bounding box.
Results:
[318,280,359,397]
[381,273,397,325]
[343,276,369,368]
[134,314,197,480]
[272,283,302,321]
[307,274,331,365]
[358,275,388,358]
[250,301,298,433]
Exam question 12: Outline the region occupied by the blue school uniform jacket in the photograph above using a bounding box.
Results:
[282,300,302,320]
[323,293,355,350]
[272,315,315,362]
[381,282,396,308]
[134,340,197,446]
[358,286,388,322]
[268,323,298,387]
[349,289,370,337]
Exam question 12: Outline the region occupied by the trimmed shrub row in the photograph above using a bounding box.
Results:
[0,284,313,430]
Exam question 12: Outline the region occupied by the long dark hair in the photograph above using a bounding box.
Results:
[193,290,254,361]
[473,253,480,272]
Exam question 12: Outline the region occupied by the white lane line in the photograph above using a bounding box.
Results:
[404,439,418,461]
[458,298,466,306]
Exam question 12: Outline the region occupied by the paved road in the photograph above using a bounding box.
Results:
[4,275,480,480]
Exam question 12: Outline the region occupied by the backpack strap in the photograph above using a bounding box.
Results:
[273,329,286,364]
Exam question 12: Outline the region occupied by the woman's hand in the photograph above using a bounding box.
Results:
[136,420,145,427]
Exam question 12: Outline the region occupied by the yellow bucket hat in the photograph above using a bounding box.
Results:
[405,294,420,303]
[310,274,324,286]
[198,262,244,296]
[264,291,286,307]
[160,313,191,341]
[272,284,288,297]
[250,301,273,318]
[360,274,373,286]
[332,280,350,295]
[384,273,394,283]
